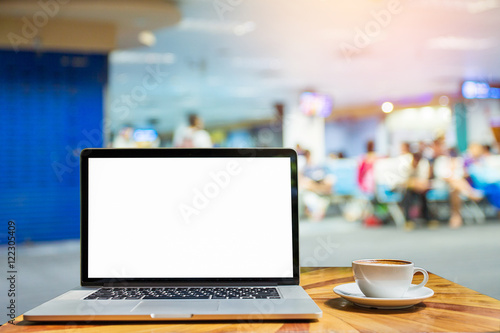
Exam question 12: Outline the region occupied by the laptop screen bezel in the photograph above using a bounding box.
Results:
[80,148,300,286]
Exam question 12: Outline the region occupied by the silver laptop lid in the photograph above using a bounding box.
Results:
[80,148,299,286]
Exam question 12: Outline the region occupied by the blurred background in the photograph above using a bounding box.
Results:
[1,0,500,323]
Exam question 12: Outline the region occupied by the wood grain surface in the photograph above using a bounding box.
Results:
[2,267,500,332]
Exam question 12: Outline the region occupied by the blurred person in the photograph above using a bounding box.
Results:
[430,140,482,228]
[357,140,383,227]
[451,147,483,204]
[174,113,212,148]
[302,149,335,193]
[400,141,412,161]
[435,142,463,227]
[357,140,377,196]
[461,144,488,199]
[326,151,345,160]
[483,144,493,157]
[428,137,447,165]
[400,152,435,228]
[298,149,333,221]
[303,150,329,183]
[325,151,343,173]
[398,141,414,183]
[419,141,433,161]
[401,142,411,154]
[327,151,339,161]
[295,144,306,156]
[427,137,461,228]
[464,143,500,209]
[112,125,136,148]
[490,142,499,154]
[463,143,485,169]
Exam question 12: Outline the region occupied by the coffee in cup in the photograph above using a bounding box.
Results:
[352,259,429,298]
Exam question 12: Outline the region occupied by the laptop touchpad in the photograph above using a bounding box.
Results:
[132,301,219,314]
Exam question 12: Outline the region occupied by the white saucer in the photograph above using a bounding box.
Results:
[333,283,434,309]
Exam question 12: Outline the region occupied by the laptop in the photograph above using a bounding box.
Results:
[24,148,322,321]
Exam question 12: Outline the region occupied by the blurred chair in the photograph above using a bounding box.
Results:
[326,158,364,220]
[327,158,360,196]
[426,156,457,221]
[469,155,500,210]
[373,157,407,229]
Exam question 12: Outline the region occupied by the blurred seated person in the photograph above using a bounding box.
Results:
[112,125,136,148]
[418,141,434,161]
[295,143,306,156]
[326,151,345,160]
[298,149,334,221]
[483,144,493,157]
[324,151,343,176]
[401,151,434,227]
[428,137,461,228]
[174,113,213,148]
[302,150,330,185]
[325,151,338,165]
[431,141,482,228]
[464,143,500,209]
[449,144,485,201]
[463,143,485,169]
[427,136,447,167]
[401,141,412,158]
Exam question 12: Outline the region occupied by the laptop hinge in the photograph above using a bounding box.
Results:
[96,281,280,287]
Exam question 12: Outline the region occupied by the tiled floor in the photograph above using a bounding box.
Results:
[1,217,499,324]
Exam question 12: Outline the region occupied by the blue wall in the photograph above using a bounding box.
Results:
[325,117,380,158]
[0,50,107,244]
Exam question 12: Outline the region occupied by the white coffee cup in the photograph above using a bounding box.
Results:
[352,259,429,298]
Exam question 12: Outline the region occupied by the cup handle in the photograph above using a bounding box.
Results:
[408,267,429,292]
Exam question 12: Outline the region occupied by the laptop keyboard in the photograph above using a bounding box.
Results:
[84,287,281,300]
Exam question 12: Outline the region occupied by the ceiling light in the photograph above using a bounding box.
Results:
[439,95,449,106]
[466,0,500,13]
[111,51,175,64]
[381,102,394,113]
[233,21,256,36]
[427,36,493,50]
[179,19,234,34]
[138,30,156,47]
[420,107,435,119]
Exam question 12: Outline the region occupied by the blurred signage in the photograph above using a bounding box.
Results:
[462,81,500,99]
[133,129,158,142]
[299,92,333,117]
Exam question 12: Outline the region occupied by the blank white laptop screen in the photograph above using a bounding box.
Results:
[87,157,293,279]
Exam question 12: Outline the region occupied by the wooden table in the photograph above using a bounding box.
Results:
[2,267,500,332]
